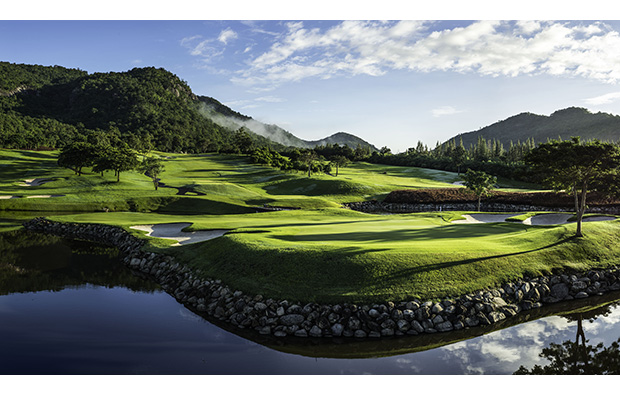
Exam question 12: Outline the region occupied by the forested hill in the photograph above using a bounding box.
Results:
[0,61,377,153]
[197,95,378,151]
[446,107,620,148]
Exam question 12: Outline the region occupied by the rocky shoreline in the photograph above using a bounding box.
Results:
[23,217,620,339]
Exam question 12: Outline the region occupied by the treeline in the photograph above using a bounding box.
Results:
[367,136,536,181]
[57,140,164,189]
[246,141,372,177]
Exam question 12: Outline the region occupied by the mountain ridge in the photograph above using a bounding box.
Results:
[0,61,377,152]
[446,107,620,148]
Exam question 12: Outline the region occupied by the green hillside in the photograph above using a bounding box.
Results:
[0,61,375,154]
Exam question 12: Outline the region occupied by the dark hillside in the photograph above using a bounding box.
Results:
[448,107,620,149]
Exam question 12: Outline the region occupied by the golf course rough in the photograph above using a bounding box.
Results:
[23,218,620,339]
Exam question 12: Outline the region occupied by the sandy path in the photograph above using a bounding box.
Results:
[130,222,228,246]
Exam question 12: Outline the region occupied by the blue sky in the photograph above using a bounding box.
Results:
[4,4,620,152]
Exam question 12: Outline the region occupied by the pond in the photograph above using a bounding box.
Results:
[1,228,620,375]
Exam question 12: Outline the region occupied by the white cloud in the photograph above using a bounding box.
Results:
[432,106,464,117]
[255,96,285,103]
[231,20,620,87]
[585,91,620,105]
[218,28,238,44]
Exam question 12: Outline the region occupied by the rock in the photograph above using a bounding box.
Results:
[575,291,589,299]
[380,328,394,337]
[274,331,287,337]
[432,315,444,325]
[411,320,424,333]
[276,306,285,316]
[487,311,506,324]
[369,331,381,338]
[571,281,588,293]
[431,303,444,314]
[436,321,453,332]
[354,330,367,338]
[309,326,323,337]
[348,317,361,330]
[279,314,305,326]
[396,320,410,332]
[254,302,268,311]
[331,323,344,337]
[259,326,271,335]
[368,308,380,318]
[550,283,569,300]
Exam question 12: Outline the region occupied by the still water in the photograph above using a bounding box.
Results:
[2,229,620,374]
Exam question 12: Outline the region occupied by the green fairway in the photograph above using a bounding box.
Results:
[3,148,619,304]
[46,209,620,303]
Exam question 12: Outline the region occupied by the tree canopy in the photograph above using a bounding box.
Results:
[460,169,497,211]
[525,137,620,236]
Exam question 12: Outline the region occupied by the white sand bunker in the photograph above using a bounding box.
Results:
[454,213,617,226]
[523,213,573,225]
[130,222,228,246]
[19,178,54,187]
[452,214,519,224]
[0,194,64,199]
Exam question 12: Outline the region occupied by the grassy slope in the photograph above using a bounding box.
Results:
[3,148,619,304]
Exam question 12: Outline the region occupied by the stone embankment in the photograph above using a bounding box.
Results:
[344,201,620,214]
[23,218,620,339]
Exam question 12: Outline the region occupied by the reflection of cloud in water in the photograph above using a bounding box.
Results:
[440,315,580,374]
[178,307,204,323]
[480,341,521,362]
[394,357,422,373]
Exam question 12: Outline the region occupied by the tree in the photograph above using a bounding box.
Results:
[329,155,350,177]
[98,146,139,182]
[525,137,620,237]
[299,150,318,177]
[460,169,497,211]
[140,156,165,190]
[57,142,94,175]
[450,144,467,174]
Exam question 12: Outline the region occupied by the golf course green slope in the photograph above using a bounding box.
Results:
[3,148,620,304]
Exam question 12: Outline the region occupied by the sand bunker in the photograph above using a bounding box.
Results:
[19,178,54,187]
[130,222,228,246]
[452,214,519,224]
[523,213,573,225]
[454,213,616,226]
[0,194,64,199]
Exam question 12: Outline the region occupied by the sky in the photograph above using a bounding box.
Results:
[3,2,620,153]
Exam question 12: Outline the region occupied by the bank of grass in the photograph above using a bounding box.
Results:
[48,209,620,304]
[6,148,619,304]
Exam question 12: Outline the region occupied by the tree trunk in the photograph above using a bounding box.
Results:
[575,183,588,237]
[335,164,339,177]
[477,195,481,212]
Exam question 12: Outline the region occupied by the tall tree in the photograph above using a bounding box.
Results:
[525,137,620,237]
[460,169,497,211]
[140,156,165,190]
[329,155,350,177]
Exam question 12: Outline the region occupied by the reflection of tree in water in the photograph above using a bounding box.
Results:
[0,230,160,294]
[515,302,620,374]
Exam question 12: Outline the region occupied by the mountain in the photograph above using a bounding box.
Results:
[0,61,376,153]
[446,107,620,148]
[197,96,377,151]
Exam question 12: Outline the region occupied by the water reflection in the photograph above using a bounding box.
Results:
[3,228,620,374]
